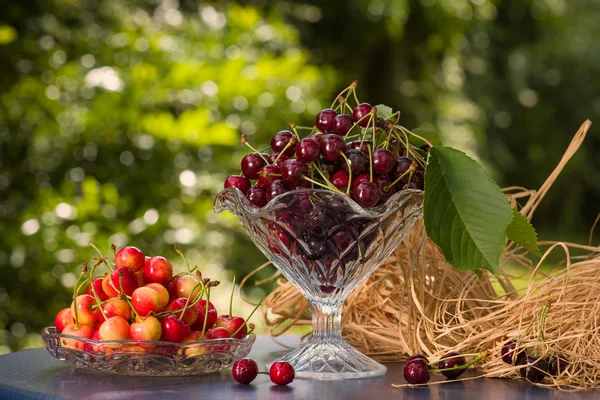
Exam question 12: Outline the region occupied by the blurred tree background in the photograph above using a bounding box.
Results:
[0,0,597,353]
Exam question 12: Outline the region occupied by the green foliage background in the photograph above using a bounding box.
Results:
[0,0,598,352]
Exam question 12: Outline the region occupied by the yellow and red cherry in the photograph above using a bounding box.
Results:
[55,308,74,332]
[216,315,247,339]
[132,286,163,317]
[114,246,146,273]
[62,323,95,350]
[71,294,100,326]
[100,298,131,322]
[143,256,173,287]
[85,278,108,302]
[167,298,199,326]
[145,282,170,308]
[168,275,200,302]
[129,315,162,341]
[204,326,231,340]
[102,273,119,298]
[99,316,130,341]
[104,267,138,297]
[191,300,218,331]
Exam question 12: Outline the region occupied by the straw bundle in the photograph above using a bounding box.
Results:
[243,121,599,389]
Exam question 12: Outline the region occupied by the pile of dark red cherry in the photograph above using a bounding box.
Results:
[224,97,426,209]
[401,341,569,385]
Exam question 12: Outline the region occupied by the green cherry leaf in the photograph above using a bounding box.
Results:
[424,147,513,275]
[506,208,542,257]
[375,104,394,120]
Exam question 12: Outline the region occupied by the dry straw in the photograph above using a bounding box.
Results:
[241,120,598,390]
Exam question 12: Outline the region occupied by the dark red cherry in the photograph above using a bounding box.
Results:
[501,339,526,365]
[548,354,569,376]
[269,361,295,385]
[390,156,413,185]
[340,149,368,176]
[269,152,289,166]
[241,153,267,179]
[351,173,370,189]
[403,358,430,384]
[352,181,380,208]
[374,175,394,204]
[348,140,372,154]
[295,138,320,162]
[372,148,397,175]
[266,180,290,202]
[315,108,338,133]
[281,159,307,186]
[271,130,296,155]
[246,186,268,207]
[224,176,251,194]
[257,165,281,188]
[332,114,353,136]
[320,134,346,162]
[330,171,349,192]
[519,355,548,383]
[319,157,338,176]
[352,103,373,127]
[437,351,466,380]
[232,358,258,384]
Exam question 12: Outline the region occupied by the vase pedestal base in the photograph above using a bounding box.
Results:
[267,336,387,380]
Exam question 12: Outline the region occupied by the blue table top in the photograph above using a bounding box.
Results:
[0,335,595,400]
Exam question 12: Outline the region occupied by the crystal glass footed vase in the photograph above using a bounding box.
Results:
[214,188,423,380]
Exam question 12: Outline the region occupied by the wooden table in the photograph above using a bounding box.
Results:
[0,335,594,399]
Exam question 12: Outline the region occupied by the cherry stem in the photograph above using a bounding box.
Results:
[118,273,141,321]
[199,288,211,340]
[272,136,297,164]
[288,123,301,141]
[174,244,192,274]
[229,275,236,318]
[294,125,315,131]
[339,151,352,195]
[538,301,551,344]
[71,268,86,329]
[231,299,263,339]
[85,272,108,321]
[241,134,270,165]
[384,163,416,192]
[178,282,205,323]
[368,143,373,182]
[429,352,486,373]
[343,113,372,141]
[301,174,343,194]
[330,85,353,109]
[88,242,113,272]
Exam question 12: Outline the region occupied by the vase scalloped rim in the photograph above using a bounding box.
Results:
[42,326,255,347]
[214,186,424,217]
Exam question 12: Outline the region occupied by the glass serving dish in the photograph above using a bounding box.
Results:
[214,187,423,380]
[41,326,255,376]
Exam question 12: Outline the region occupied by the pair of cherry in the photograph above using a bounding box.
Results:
[232,359,294,386]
